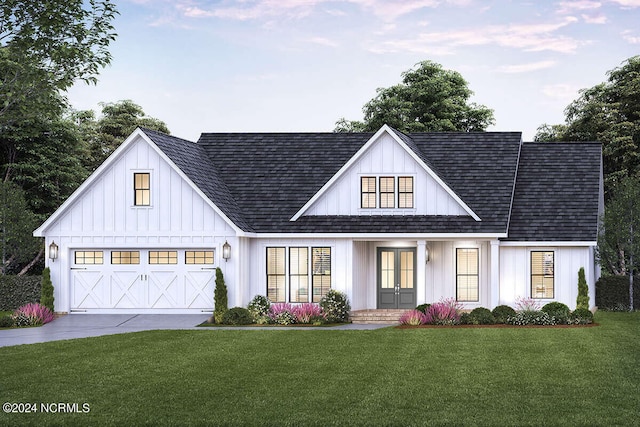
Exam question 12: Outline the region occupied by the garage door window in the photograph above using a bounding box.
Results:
[149,251,178,264]
[112,251,140,264]
[185,250,214,264]
[75,251,103,265]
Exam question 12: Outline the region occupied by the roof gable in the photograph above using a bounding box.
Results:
[292,125,478,219]
[34,128,244,236]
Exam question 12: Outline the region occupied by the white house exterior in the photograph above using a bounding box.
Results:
[34,126,602,314]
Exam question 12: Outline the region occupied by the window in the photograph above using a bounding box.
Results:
[75,251,103,265]
[185,250,214,264]
[456,248,479,302]
[289,248,309,303]
[398,177,414,209]
[312,247,331,302]
[267,247,286,302]
[111,251,140,265]
[531,251,554,299]
[361,177,376,208]
[149,251,178,264]
[134,172,150,206]
[379,177,395,208]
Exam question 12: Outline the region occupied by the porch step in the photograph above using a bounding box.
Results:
[350,309,410,324]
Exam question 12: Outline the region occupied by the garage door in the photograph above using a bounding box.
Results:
[70,249,216,311]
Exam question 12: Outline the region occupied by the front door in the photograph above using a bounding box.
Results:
[377,248,416,309]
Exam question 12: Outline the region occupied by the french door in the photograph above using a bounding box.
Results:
[377,248,416,309]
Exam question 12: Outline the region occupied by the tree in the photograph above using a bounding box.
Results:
[576,267,589,311]
[0,0,118,129]
[40,267,54,312]
[0,181,40,275]
[213,267,228,323]
[596,177,640,311]
[535,56,640,193]
[85,100,170,170]
[335,60,494,133]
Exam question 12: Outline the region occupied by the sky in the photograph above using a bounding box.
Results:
[67,0,640,142]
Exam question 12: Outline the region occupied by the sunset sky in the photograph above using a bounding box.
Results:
[68,0,640,141]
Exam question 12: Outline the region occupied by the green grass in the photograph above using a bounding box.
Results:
[1,312,638,426]
[0,311,11,316]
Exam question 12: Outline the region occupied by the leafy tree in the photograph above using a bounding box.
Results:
[0,181,40,275]
[596,177,640,311]
[85,100,170,170]
[335,60,494,133]
[535,56,640,193]
[0,0,118,129]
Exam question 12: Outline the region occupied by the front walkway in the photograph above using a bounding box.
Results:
[0,314,393,348]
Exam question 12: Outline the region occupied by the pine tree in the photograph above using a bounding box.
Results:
[213,267,228,323]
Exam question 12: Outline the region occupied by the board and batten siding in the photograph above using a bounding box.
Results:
[499,246,596,310]
[303,133,468,216]
[41,135,238,312]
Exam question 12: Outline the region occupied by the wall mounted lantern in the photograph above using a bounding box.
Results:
[49,241,59,262]
[222,241,231,262]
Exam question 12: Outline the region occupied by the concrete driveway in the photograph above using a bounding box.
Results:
[0,314,390,347]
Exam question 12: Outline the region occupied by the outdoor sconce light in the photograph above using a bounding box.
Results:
[222,240,231,262]
[49,241,59,262]
[425,246,430,264]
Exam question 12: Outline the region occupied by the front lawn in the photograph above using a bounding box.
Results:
[1,312,638,426]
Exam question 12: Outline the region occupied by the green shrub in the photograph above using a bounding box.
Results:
[576,267,590,310]
[492,305,516,324]
[247,295,271,319]
[467,307,496,325]
[415,303,431,314]
[595,275,639,311]
[569,308,594,325]
[40,268,54,313]
[541,302,571,324]
[506,311,556,326]
[221,307,253,325]
[459,312,471,325]
[0,315,14,328]
[213,267,228,323]
[0,275,41,311]
[319,290,351,323]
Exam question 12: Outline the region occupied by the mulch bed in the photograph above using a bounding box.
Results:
[396,323,599,329]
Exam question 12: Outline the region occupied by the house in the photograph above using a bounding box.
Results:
[33,125,603,314]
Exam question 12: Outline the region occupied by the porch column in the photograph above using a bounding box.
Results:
[417,240,427,305]
[490,240,500,308]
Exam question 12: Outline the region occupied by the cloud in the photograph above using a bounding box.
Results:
[608,0,640,6]
[581,13,607,23]
[371,17,582,54]
[556,0,602,14]
[307,36,340,47]
[497,60,557,73]
[176,0,441,22]
[622,30,640,43]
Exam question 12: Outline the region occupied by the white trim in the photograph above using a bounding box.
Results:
[34,128,244,237]
[249,233,507,239]
[500,241,596,247]
[290,125,481,222]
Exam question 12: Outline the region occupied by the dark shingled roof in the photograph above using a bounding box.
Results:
[142,127,602,241]
[504,142,602,241]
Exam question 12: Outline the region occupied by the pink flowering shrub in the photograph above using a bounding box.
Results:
[515,296,541,312]
[12,303,55,327]
[399,310,428,325]
[292,303,325,324]
[268,303,296,325]
[424,298,462,325]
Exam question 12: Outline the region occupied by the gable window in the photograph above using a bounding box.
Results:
[112,251,140,265]
[379,177,395,208]
[149,251,178,264]
[289,248,309,303]
[398,176,414,209]
[531,251,554,299]
[361,177,377,208]
[267,247,286,303]
[134,172,150,206]
[185,250,214,264]
[312,247,331,302]
[456,248,479,302]
[75,251,103,265]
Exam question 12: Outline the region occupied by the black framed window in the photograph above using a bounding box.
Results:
[289,247,309,303]
[134,173,150,206]
[75,251,104,265]
[456,248,479,302]
[111,251,140,265]
[398,176,414,208]
[379,177,395,208]
[267,247,286,302]
[361,177,376,208]
[312,247,331,302]
[531,251,554,299]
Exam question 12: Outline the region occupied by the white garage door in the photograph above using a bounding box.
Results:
[70,249,216,311]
